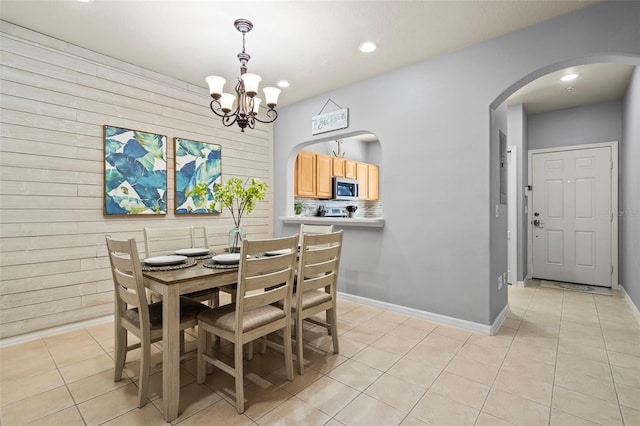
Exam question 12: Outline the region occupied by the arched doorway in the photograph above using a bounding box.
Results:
[490,56,639,292]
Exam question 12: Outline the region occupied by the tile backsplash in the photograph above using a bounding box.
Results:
[294,199,383,218]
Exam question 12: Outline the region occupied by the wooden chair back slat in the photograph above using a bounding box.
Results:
[303,272,336,292]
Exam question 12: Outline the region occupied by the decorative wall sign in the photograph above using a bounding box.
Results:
[174,138,222,214]
[104,125,167,215]
[311,108,349,135]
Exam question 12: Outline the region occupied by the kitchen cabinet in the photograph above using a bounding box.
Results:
[345,160,357,179]
[316,153,333,199]
[295,150,316,197]
[295,151,332,199]
[332,157,346,177]
[295,151,379,201]
[367,164,379,200]
[356,162,368,200]
[356,162,379,201]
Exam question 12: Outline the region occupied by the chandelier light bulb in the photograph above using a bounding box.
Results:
[219,93,236,112]
[205,76,226,99]
[252,97,262,114]
[240,73,261,97]
[263,87,281,108]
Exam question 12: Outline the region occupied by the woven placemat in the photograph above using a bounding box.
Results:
[141,258,197,271]
[203,260,239,270]
[186,253,215,261]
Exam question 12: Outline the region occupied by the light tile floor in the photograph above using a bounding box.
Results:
[1,283,639,425]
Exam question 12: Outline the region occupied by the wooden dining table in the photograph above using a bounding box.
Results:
[142,259,238,422]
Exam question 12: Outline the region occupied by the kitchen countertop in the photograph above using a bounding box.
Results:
[281,216,384,228]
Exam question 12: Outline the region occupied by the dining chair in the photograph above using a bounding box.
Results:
[299,223,334,236]
[298,223,335,329]
[143,226,197,258]
[196,235,298,414]
[192,225,237,303]
[105,235,211,408]
[144,226,221,307]
[293,230,343,375]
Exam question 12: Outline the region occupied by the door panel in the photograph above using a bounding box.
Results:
[531,146,611,287]
[546,230,564,264]
[575,231,595,267]
[546,179,564,218]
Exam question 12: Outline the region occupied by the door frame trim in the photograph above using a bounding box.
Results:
[527,141,619,289]
[507,146,518,284]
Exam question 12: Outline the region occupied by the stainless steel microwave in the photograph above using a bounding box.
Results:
[332,177,359,200]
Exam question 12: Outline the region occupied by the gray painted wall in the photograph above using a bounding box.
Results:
[622,66,640,308]
[308,138,372,163]
[528,100,623,150]
[490,102,509,319]
[273,2,640,326]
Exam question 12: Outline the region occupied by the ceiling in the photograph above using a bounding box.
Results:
[508,63,635,114]
[1,0,631,112]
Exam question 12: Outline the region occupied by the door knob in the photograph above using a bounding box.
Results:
[533,219,544,227]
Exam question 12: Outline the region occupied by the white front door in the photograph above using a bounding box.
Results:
[531,146,612,287]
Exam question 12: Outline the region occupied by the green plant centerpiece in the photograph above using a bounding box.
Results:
[294,201,303,215]
[212,177,268,253]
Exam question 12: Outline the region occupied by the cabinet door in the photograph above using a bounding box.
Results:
[356,162,368,200]
[368,164,379,200]
[345,160,357,179]
[316,154,333,199]
[332,157,346,177]
[295,151,316,197]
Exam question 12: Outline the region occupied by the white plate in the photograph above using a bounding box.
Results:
[144,255,188,266]
[211,253,241,264]
[264,248,292,256]
[175,248,210,256]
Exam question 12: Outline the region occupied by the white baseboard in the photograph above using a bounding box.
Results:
[2,293,519,348]
[0,315,114,348]
[620,285,640,327]
[338,292,507,335]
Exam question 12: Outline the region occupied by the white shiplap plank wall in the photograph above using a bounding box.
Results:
[0,21,274,340]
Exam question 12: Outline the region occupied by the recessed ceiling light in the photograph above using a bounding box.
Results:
[77,0,94,2]
[359,42,377,53]
[277,80,290,88]
[561,73,579,82]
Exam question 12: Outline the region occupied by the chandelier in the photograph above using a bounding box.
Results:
[205,19,280,132]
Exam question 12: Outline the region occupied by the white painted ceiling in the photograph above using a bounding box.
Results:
[508,63,635,114]
[1,0,631,113]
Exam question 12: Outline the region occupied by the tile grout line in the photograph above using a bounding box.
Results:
[594,291,627,425]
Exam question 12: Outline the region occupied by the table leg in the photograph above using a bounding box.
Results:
[163,286,180,422]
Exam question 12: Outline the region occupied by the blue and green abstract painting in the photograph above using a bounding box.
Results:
[104,125,167,215]
[174,138,222,214]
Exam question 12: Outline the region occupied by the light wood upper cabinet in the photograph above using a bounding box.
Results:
[356,162,368,200]
[367,164,379,200]
[332,157,346,177]
[345,160,357,179]
[295,150,316,198]
[316,153,333,199]
[295,151,379,201]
